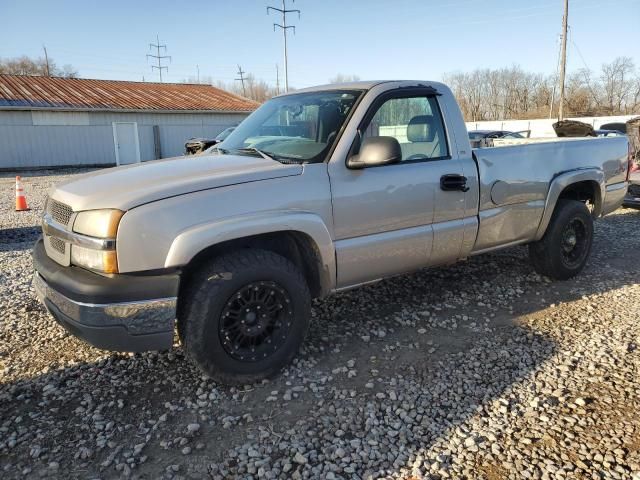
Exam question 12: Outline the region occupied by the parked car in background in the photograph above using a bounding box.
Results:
[595,129,625,137]
[600,122,627,134]
[34,80,631,384]
[185,127,237,155]
[553,120,595,137]
[621,116,639,208]
[623,166,640,208]
[468,130,530,148]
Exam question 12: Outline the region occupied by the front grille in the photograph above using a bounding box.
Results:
[47,199,73,226]
[629,184,640,197]
[49,236,66,254]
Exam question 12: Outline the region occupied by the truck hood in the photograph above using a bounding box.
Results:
[50,154,303,211]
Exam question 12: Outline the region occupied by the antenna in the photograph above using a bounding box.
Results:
[235,64,247,96]
[146,35,171,82]
[276,63,280,95]
[267,0,300,92]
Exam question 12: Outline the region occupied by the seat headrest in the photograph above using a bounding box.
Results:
[407,115,437,142]
[318,103,342,142]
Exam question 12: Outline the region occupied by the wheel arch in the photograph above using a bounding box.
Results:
[534,169,605,241]
[167,212,336,299]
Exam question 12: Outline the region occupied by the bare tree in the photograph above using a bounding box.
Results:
[630,76,640,113]
[328,74,360,84]
[445,57,640,121]
[564,70,596,116]
[210,73,279,103]
[59,64,79,78]
[599,57,635,114]
[0,55,78,78]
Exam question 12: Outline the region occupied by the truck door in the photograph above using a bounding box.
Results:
[328,88,476,288]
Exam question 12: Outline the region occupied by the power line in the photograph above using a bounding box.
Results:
[267,0,300,92]
[569,29,601,106]
[569,27,591,73]
[235,64,247,96]
[146,35,171,83]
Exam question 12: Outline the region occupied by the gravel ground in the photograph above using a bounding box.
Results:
[1,170,639,480]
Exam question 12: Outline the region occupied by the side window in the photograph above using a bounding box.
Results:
[362,95,449,161]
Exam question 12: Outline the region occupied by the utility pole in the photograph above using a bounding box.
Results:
[196,64,200,83]
[549,34,562,118]
[236,65,247,96]
[275,64,280,95]
[557,0,569,120]
[42,45,50,77]
[267,0,300,92]
[146,35,171,83]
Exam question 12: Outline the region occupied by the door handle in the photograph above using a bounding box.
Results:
[440,174,469,192]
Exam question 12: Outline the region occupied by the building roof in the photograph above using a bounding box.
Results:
[0,74,259,113]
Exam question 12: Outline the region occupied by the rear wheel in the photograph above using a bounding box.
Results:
[178,249,311,385]
[529,199,593,280]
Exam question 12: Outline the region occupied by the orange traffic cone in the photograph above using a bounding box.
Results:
[15,176,29,211]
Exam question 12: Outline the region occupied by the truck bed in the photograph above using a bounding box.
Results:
[470,135,629,253]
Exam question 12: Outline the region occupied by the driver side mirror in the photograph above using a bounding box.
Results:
[347,136,402,169]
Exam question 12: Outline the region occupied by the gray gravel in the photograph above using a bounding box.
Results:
[1,170,639,480]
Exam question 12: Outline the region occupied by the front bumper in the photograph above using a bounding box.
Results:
[32,239,179,352]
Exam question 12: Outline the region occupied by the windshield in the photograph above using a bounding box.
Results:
[216,90,362,163]
[215,127,235,142]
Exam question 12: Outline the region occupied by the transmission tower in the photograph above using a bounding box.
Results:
[267,0,300,92]
[236,65,247,96]
[146,35,171,82]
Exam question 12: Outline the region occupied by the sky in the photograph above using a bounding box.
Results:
[0,0,639,88]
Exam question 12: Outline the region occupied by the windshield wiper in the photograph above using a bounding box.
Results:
[233,147,279,162]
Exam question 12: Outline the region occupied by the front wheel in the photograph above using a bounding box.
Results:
[178,249,311,385]
[529,199,594,280]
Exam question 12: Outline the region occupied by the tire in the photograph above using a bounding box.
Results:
[529,199,594,280]
[178,249,311,385]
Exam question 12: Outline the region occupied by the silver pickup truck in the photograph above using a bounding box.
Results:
[33,80,631,383]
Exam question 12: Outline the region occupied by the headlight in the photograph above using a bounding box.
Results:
[73,209,123,238]
[71,245,119,274]
[71,209,123,274]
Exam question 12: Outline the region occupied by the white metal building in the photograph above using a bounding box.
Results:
[0,75,259,170]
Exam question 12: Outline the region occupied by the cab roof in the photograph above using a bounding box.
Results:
[284,80,447,95]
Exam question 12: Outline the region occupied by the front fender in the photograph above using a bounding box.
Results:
[534,168,605,241]
[164,211,336,292]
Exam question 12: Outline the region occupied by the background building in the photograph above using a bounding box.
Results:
[0,75,259,170]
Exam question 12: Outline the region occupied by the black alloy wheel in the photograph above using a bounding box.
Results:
[219,281,294,362]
